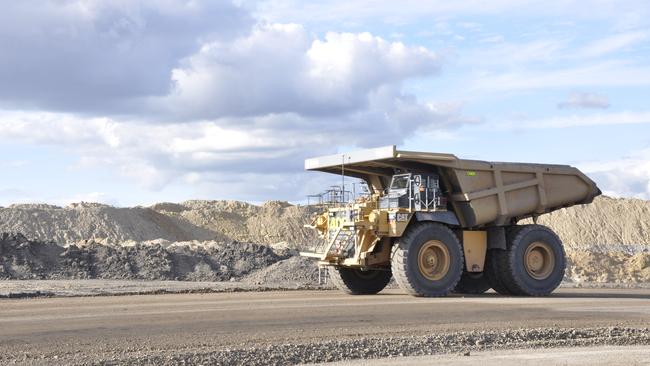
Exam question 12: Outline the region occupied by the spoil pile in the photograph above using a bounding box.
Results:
[531,196,650,248]
[242,256,321,286]
[0,201,319,247]
[153,200,320,247]
[0,233,290,282]
[566,250,650,284]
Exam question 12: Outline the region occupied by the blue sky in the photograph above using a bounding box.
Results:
[1,0,649,206]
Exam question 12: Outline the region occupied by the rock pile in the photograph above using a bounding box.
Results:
[0,233,290,282]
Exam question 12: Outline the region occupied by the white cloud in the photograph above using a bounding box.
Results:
[470,61,650,93]
[0,101,473,198]
[579,148,650,199]
[0,0,477,203]
[462,38,568,67]
[577,30,649,58]
[159,24,441,119]
[451,29,649,99]
[557,92,610,109]
[0,0,252,112]
[498,111,650,129]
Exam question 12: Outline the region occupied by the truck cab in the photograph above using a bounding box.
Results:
[379,173,446,211]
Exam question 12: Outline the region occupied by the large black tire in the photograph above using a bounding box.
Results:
[454,271,491,294]
[499,225,566,296]
[391,222,463,297]
[485,248,513,295]
[328,267,392,295]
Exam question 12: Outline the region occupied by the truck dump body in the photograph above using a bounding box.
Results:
[305,145,601,228]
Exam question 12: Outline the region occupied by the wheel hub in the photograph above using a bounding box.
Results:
[426,255,437,266]
[524,242,555,280]
[417,240,450,281]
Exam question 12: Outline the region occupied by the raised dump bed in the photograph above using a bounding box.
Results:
[305,145,600,227]
[303,145,602,297]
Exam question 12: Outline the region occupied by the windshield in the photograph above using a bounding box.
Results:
[390,174,411,190]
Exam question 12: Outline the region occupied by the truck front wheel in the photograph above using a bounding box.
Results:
[328,267,392,295]
[391,223,463,297]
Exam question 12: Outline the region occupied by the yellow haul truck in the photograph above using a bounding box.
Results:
[301,146,601,297]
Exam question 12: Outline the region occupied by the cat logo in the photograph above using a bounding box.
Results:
[396,213,409,222]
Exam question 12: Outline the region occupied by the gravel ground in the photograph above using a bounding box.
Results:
[100,327,650,365]
[323,345,650,366]
[0,279,330,298]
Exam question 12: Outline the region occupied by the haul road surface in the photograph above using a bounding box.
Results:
[1,288,649,365]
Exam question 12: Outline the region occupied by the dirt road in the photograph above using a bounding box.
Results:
[1,288,649,365]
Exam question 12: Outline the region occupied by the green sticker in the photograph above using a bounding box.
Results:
[466,171,476,176]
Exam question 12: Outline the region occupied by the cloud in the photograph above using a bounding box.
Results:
[0,101,473,199]
[470,61,650,93]
[0,2,450,123]
[0,1,476,203]
[0,0,477,202]
[455,29,649,99]
[158,24,441,120]
[497,111,650,129]
[579,148,650,200]
[577,30,649,58]
[0,0,252,113]
[557,92,610,109]
[461,38,569,67]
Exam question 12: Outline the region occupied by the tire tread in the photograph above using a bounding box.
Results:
[503,224,566,296]
[391,222,463,297]
[328,266,392,295]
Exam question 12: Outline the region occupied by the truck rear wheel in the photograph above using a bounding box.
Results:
[328,267,392,295]
[391,223,463,297]
[500,225,566,296]
[454,272,491,294]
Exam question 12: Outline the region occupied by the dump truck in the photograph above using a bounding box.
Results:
[301,145,601,297]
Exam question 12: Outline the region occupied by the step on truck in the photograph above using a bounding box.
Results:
[301,145,601,297]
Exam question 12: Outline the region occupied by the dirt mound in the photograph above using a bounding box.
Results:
[566,250,650,284]
[0,204,219,244]
[160,200,320,247]
[0,233,286,281]
[242,256,323,286]
[529,196,650,249]
[0,200,320,248]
